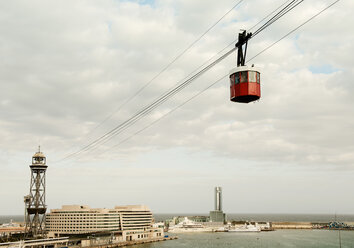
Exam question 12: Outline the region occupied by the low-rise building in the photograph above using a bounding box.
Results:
[209,210,225,223]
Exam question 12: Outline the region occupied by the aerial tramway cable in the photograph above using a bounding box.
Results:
[59,47,237,162]
[252,0,305,38]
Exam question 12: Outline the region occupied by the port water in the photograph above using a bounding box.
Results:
[153,213,354,223]
[138,231,354,248]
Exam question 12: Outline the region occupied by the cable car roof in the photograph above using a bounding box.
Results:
[229,65,260,75]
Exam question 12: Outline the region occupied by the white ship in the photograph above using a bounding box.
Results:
[229,223,261,232]
[0,219,20,228]
[168,217,211,233]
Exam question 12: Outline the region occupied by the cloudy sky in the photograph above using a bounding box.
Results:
[1,0,353,216]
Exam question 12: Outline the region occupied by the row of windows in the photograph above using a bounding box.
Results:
[49,213,151,217]
[47,218,120,221]
[119,212,151,215]
[137,234,149,239]
[230,71,260,85]
[47,223,120,226]
[47,217,150,221]
[122,223,151,225]
[50,214,121,217]
[46,222,116,224]
[124,224,150,226]
[52,212,99,214]
[123,217,152,219]
[48,218,117,219]
[48,226,120,229]
[47,222,149,227]
[52,211,151,213]
[49,229,120,233]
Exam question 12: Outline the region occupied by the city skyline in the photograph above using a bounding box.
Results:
[1,0,353,215]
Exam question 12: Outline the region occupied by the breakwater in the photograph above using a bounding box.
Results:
[272,221,354,230]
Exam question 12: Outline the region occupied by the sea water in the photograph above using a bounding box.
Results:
[136,231,354,248]
[154,213,354,223]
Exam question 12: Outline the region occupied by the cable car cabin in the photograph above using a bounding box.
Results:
[229,66,261,103]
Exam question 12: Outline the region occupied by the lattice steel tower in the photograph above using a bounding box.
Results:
[25,147,48,238]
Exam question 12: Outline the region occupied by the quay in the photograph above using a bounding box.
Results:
[0,237,69,248]
[80,236,178,248]
[0,236,177,248]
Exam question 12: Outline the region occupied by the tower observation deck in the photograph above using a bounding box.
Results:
[25,147,48,238]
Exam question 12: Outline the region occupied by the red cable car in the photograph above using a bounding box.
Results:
[230,66,260,103]
[230,30,261,103]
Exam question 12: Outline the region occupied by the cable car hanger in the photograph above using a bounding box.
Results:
[230,30,261,103]
[236,30,252,67]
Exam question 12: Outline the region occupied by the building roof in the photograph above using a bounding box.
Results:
[33,151,45,158]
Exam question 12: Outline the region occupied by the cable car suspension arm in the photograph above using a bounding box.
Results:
[236,30,252,67]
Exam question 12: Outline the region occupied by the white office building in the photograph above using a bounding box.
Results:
[46,205,163,242]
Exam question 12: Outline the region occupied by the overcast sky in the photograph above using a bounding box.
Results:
[1,0,353,216]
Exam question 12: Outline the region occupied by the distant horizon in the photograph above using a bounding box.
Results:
[2,212,354,216]
[3,212,354,224]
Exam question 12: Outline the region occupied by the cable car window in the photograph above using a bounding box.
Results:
[240,71,248,83]
[230,74,235,86]
[256,72,260,83]
[235,72,240,84]
[249,71,256,83]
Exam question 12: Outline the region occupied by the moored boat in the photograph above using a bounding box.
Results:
[229,223,261,232]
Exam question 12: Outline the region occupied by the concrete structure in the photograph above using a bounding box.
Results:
[209,186,225,223]
[0,220,25,241]
[209,211,225,223]
[25,148,48,238]
[0,237,69,248]
[46,205,163,242]
[272,222,313,229]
